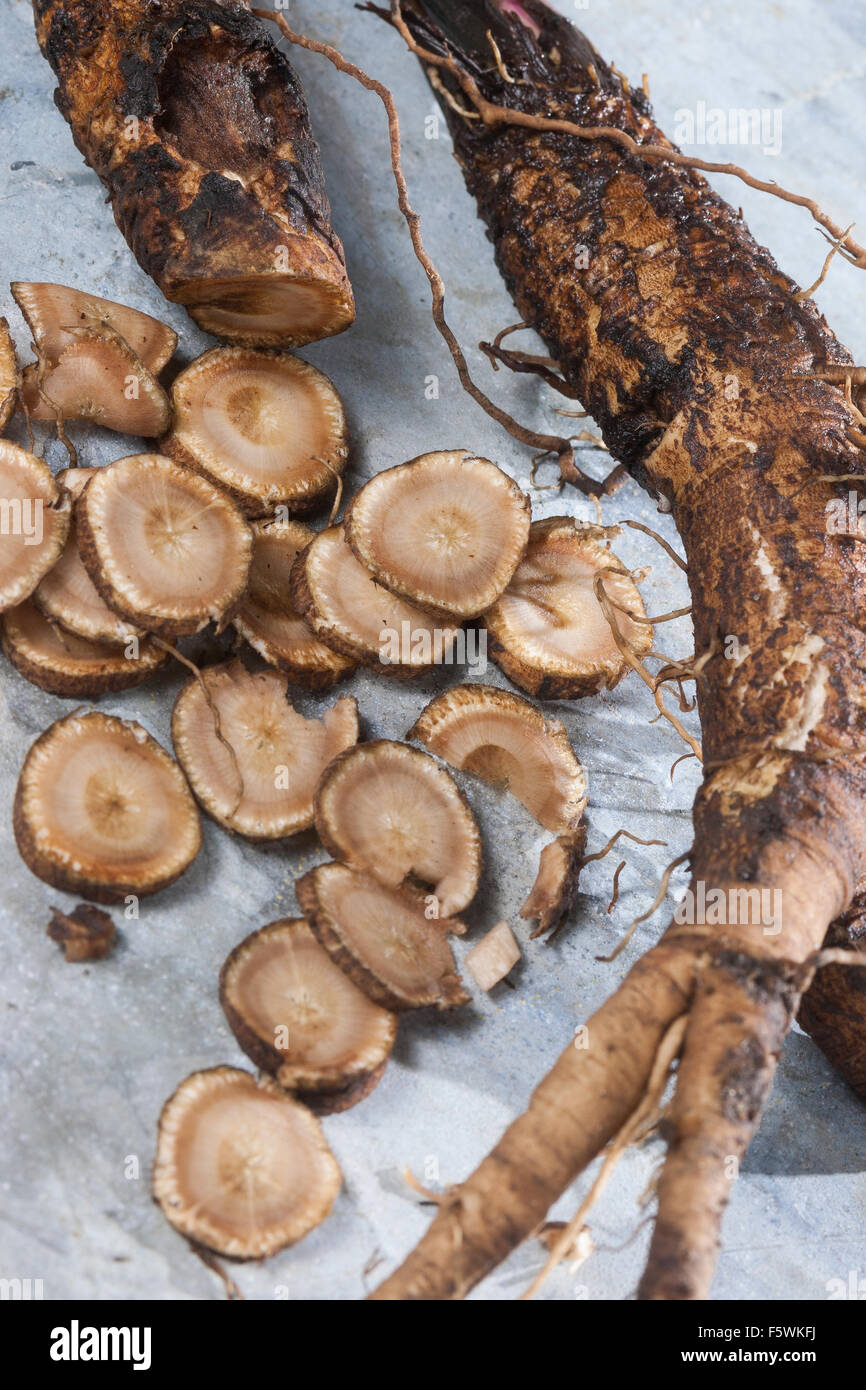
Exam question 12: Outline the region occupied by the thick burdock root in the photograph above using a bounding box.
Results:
[32,1,354,346]
[369,0,866,1300]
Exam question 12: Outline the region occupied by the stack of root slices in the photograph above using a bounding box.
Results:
[0,286,651,1264]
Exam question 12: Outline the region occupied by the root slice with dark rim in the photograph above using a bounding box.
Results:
[290,524,460,675]
[410,685,587,834]
[77,453,252,637]
[21,329,171,436]
[0,441,70,611]
[219,918,397,1114]
[484,517,651,698]
[14,710,201,903]
[519,827,587,940]
[344,450,530,619]
[296,863,469,1012]
[153,1066,341,1260]
[160,348,348,517]
[0,317,20,433]
[33,469,140,647]
[232,519,354,687]
[11,282,177,374]
[171,659,358,839]
[1,599,168,697]
[314,740,480,918]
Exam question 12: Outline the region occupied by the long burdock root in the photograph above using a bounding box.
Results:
[799,892,866,1101]
[367,0,866,1299]
[32,1,354,346]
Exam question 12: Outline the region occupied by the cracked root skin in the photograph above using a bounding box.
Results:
[33,1,354,345]
[371,0,866,1300]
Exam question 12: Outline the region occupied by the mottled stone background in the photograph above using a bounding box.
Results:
[0,0,864,1300]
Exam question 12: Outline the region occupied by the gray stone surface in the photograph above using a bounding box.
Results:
[0,0,864,1301]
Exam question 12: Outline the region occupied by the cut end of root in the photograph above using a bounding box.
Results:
[519,828,587,939]
[14,710,201,903]
[161,347,348,516]
[314,739,481,918]
[344,450,531,619]
[219,918,397,1113]
[297,862,469,1012]
[410,684,587,834]
[153,1066,342,1260]
[173,273,355,349]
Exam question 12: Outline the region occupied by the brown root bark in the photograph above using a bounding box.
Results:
[33,1,354,345]
[366,0,866,1300]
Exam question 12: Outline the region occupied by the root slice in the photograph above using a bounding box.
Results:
[465,920,521,990]
[153,1066,341,1260]
[219,918,397,1114]
[296,862,469,1012]
[0,441,70,612]
[344,449,530,619]
[232,518,355,688]
[291,523,460,674]
[410,684,587,834]
[14,710,201,903]
[20,328,171,436]
[484,516,650,698]
[314,739,481,918]
[0,316,20,434]
[11,282,177,374]
[76,453,252,638]
[160,347,348,517]
[1,599,168,698]
[171,659,358,840]
[33,468,141,648]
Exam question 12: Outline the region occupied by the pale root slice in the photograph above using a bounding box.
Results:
[153,1066,341,1260]
[296,863,469,1012]
[484,517,651,698]
[0,316,20,433]
[14,710,201,903]
[232,519,354,688]
[11,282,177,373]
[344,450,531,619]
[77,453,252,637]
[160,348,348,517]
[519,827,587,940]
[314,740,481,919]
[1,599,168,697]
[0,441,70,611]
[219,918,397,1114]
[20,329,171,436]
[465,921,521,991]
[291,525,461,675]
[171,659,358,840]
[410,685,587,835]
[33,469,140,647]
